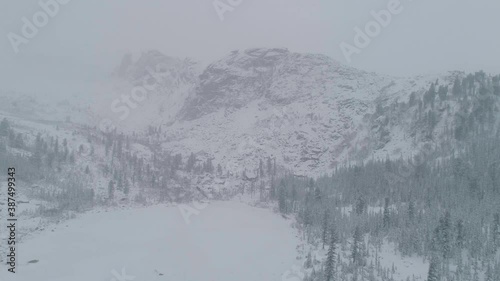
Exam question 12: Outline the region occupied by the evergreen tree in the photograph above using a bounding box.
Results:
[186,152,196,172]
[0,139,6,153]
[352,226,363,266]
[117,175,124,191]
[355,196,366,215]
[267,157,272,175]
[322,209,330,249]
[0,118,10,136]
[308,178,314,192]
[124,179,130,195]
[14,133,25,149]
[47,152,55,168]
[270,180,276,200]
[452,77,463,97]
[472,258,480,281]
[438,85,448,101]
[409,92,417,107]
[54,137,59,156]
[485,264,493,281]
[290,184,297,212]
[69,151,75,164]
[314,185,321,201]
[32,150,42,169]
[35,133,43,152]
[304,251,313,269]
[383,197,390,228]
[456,219,465,250]
[259,181,265,201]
[493,213,500,247]
[108,180,115,199]
[325,228,338,281]
[151,174,157,188]
[408,199,415,223]
[426,256,440,281]
[440,211,452,259]
[204,158,214,173]
[278,180,286,214]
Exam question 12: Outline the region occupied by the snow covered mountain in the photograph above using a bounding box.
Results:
[2,48,500,281]
[107,49,494,175]
[92,48,499,177]
[90,50,202,131]
[4,48,498,178]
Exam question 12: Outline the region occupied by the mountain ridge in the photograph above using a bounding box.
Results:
[109,48,482,176]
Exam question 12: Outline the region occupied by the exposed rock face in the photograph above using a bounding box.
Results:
[104,48,499,177]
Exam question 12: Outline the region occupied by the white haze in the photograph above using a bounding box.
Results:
[1,0,500,100]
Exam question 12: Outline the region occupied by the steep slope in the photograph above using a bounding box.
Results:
[90,50,201,132]
[181,47,383,120]
[92,48,500,178]
[159,48,445,176]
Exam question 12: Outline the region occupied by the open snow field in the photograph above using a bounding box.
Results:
[1,201,300,281]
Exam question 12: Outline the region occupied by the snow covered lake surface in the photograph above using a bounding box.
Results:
[3,201,299,281]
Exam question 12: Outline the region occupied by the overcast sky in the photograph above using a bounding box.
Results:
[1,0,500,98]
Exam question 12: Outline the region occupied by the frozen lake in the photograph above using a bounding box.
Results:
[3,201,299,281]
